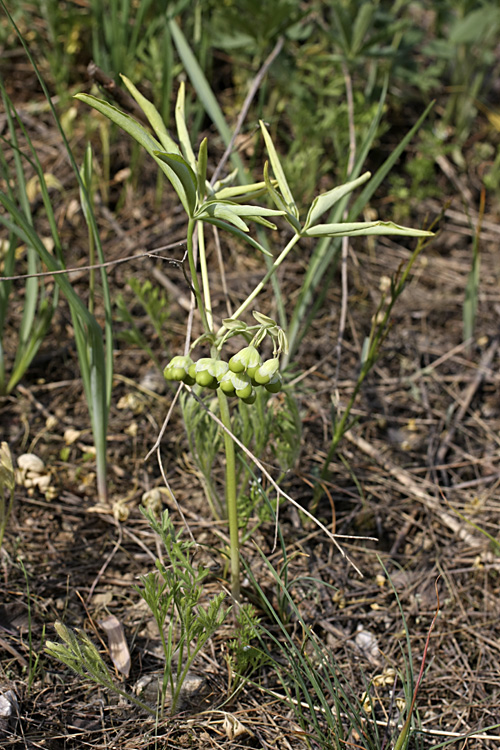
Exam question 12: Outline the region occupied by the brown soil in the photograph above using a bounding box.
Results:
[1,60,500,750]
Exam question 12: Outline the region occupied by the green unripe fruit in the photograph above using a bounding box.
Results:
[241,389,256,404]
[254,358,280,385]
[163,355,194,383]
[219,372,236,394]
[265,373,282,393]
[196,370,216,387]
[195,357,216,373]
[188,363,196,380]
[246,363,262,380]
[229,345,261,373]
[170,367,187,381]
[236,383,253,400]
[212,361,229,381]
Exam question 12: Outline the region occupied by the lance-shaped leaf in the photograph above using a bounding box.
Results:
[263,161,301,233]
[154,151,197,216]
[303,220,434,238]
[214,180,272,203]
[197,200,285,228]
[304,172,372,230]
[175,81,197,171]
[197,137,208,199]
[120,75,180,155]
[199,203,249,232]
[75,94,193,215]
[260,121,299,220]
[201,218,273,257]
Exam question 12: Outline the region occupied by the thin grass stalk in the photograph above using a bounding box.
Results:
[286,96,435,363]
[168,18,245,177]
[1,2,114,503]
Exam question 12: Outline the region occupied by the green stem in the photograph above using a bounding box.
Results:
[218,389,240,604]
[197,221,213,332]
[218,232,301,334]
[186,218,211,335]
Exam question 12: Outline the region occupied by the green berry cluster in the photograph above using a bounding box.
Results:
[163,346,282,404]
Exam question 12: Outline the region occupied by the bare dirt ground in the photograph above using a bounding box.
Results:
[1,63,500,750]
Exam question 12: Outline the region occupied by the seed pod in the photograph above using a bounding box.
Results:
[241,388,256,404]
[254,357,280,385]
[195,357,216,373]
[196,369,216,387]
[164,355,194,383]
[212,360,229,382]
[264,373,282,393]
[219,371,236,394]
[228,345,261,373]
[230,372,251,395]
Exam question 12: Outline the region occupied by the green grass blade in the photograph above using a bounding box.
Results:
[168,18,246,176]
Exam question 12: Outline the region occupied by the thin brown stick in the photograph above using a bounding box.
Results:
[0,242,186,282]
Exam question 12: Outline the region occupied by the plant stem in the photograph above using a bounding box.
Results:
[218,389,240,604]
[218,232,301,334]
[186,218,211,335]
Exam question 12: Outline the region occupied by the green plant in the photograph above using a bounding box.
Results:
[18,558,46,693]
[241,548,444,750]
[318,226,435,491]
[0,79,59,395]
[0,6,113,504]
[46,507,229,717]
[75,75,431,602]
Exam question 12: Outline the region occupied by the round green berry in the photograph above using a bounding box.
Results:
[235,382,253,400]
[196,370,216,387]
[254,358,280,385]
[241,389,256,404]
[265,373,282,393]
[219,372,236,394]
[229,345,261,373]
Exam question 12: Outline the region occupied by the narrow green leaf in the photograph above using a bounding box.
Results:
[351,2,375,57]
[214,180,271,202]
[201,218,272,257]
[304,220,433,238]
[154,151,197,215]
[175,81,197,170]
[304,172,371,230]
[198,204,249,232]
[74,94,163,153]
[168,18,246,177]
[75,94,192,214]
[348,100,435,221]
[246,216,278,230]
[200,201,284,219]
[263,161,301,233]
[197,137,208,199]
[120,74,180,154]
[259,121,299,219]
